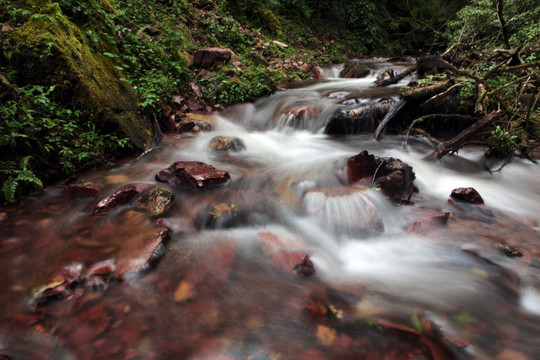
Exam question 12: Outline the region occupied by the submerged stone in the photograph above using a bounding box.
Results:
[64,182,101,201]
[303,187,384,234]
[156,161,231,189]
[135,187,175,217]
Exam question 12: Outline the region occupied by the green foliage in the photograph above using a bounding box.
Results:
[0,156,43,203]
[446,0,540,49]
[200,66,273,106]
[0,84,131,177]
[488,125,519,157]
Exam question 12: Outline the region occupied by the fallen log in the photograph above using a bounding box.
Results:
[401,81,453,102]
[426,110,502,161]
[375,65,417,87]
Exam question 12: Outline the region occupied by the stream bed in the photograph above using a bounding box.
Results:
[1,59,539,360]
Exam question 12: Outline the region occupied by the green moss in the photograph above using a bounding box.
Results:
[7,2,152,149]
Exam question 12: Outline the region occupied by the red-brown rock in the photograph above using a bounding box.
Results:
[156,161,231,189]
[450,187,484,204]
[192,47,232,67]
[65,182,101,201]
[346,150,416,202]
[92,184,139,215]
[294,255,316,277]
[115,226,170,278]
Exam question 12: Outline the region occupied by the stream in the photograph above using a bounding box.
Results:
[1,59,539,360]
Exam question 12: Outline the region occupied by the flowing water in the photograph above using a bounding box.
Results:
[1,60,539,360]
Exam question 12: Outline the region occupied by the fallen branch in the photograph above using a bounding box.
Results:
[401,81,452,102]
[375,65,417,87]
[417,83,461,113]
[426,110,502,161]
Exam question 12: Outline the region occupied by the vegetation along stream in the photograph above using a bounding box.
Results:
[0,59,539,359]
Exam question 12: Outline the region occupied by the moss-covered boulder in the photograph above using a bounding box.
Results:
[6,1,152,149]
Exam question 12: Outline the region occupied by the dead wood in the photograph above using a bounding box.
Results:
[401,81,452,103]
[375,65,417,87]
[426,110,502,161]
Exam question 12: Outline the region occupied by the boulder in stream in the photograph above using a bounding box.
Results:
[450,187,484,205]
[135,187,175,217]
[325,99,395,135]
[209,136,246,152]
[176,113,214,134]
[92,184,139,216]
[64,182,101,201]
[346,151,416,203]
[156,161,231,189]
[340,60,370,78]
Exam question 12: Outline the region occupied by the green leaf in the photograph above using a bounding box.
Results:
[411,314,422,333]
[103,52,116,58]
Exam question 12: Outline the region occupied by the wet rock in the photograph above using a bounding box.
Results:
[271,250,314,276]
[375,69,395,85]
[325,99,395,135]
[200,202,240,229]
[176,113,214,133]
[450,187,484,204]
[303,187,384,234]
[346,150,416,202]
[209,136,246,152]
[92,184,139,215]
[406,210,451,233]
[115,226,170,278]
[340,61,370,78]
[135,187,175,217]
[294,255,316,277]
[192,47,232,67]
[64,182,101,200]
[495,243,523,258]
[156,161,231,189]
[174,281,196,303]
[83,259,116,282]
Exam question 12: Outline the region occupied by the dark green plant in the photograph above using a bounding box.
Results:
[1,156,43,203]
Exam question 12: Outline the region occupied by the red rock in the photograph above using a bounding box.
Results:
[294,255,316,277]
[192,47,232,67]
[93,184,139,215]
[346,150,416,202]
[115,227,170,277]
[450,187,484,204]
[272,250,313,276]
[311,65,322,79]
[56,262,85,285]
[64,182,101,201]
[156,161,231,189]
[83,259,116,281]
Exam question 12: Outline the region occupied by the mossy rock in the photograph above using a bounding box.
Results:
[7,1,153,149]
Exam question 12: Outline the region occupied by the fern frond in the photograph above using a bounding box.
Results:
[3,177,18,203]
[16,171,43,188]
